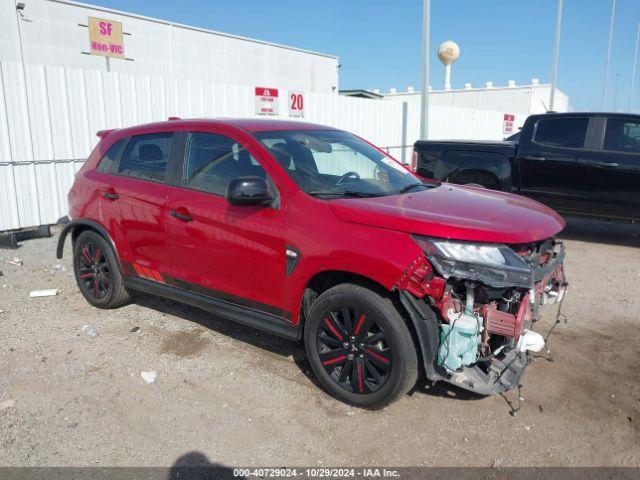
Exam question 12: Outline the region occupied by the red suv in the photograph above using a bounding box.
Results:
[57,119,567,408]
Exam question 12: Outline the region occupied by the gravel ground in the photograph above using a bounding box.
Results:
[0,218,639,468]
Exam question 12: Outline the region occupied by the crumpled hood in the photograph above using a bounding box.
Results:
[328,184,565,244]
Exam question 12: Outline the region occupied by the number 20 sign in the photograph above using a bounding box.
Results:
[289,91,305,117]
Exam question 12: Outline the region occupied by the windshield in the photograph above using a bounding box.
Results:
[253,129,428,198]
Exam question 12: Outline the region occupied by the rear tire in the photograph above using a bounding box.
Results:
[304,283,418,408]
[73,230,130,309]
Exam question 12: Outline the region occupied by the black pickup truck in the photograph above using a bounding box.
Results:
[412,112,640,222]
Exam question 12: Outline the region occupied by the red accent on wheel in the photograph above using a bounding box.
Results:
[82,246,93,264]
[364,347,390,364]
[323,355,347,366]
[354,313,366,335]
[324,317,343,341]
[357,361,364,392]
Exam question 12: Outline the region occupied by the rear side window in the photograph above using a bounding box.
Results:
[534,117,588,149]
[182,132,267,195]
[96,139,125,173]
[118,132,174,182]
[603,118,640,154]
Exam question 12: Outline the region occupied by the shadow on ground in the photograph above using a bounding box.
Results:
[169,451,242,480]
[559,217,640,248]
[132,293,302,358]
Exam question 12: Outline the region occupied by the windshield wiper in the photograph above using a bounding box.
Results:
[398,183,425,194]
[308,190,387,198]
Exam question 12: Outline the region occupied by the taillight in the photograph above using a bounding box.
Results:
[410,151,418,172]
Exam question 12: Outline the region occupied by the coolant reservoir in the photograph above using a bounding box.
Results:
[437,313,482,372]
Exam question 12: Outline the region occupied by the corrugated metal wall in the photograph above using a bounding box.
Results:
[0,0,339,94]
[0,61,527,232]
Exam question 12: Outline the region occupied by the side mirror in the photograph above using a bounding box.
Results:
[226,176,274,206]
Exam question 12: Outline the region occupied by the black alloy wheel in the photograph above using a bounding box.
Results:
[77,240,110,299]
[304,283,418,408]
[317,307,392,394]
[73,230,131,309]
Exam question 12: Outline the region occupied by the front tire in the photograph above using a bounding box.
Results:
[304,283,418,408]
[73,230,130,309]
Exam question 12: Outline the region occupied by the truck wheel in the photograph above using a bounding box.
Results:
[304,283,418,408]
[73,230,130,309]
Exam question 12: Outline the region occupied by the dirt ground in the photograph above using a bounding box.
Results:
[0,218,639,468]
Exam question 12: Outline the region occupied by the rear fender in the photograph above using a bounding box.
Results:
[56,219,121,270]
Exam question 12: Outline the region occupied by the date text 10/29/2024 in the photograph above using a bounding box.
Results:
[233,468,400,478]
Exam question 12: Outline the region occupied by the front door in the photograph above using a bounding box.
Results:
[518,116,592,213]
[583,116,640,220]
[167,130,287,318]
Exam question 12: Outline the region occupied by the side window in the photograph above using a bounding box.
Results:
[603,118,640,154]
[118,132,173,182]
[534,117,589,149]
[96,139,125,173]
[183,132,268,195]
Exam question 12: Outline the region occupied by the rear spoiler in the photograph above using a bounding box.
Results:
[96,129,117,139]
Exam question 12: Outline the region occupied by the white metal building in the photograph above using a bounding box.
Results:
[381,80,569,117]
[0,0,340,93]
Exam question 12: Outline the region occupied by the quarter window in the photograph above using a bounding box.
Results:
[118,132,173,182]
[183,132,268,196]
[603,118,640,154]
[96,139,125,173]
[535,117,588,149]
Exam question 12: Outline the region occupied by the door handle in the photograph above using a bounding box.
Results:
[528,156,547,162]
[101,189,119,200]
[590,160,619,168]
[169,209,193,222]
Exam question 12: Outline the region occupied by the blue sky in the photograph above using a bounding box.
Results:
[89,0,640,112]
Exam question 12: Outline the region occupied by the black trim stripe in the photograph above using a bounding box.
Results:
[123,276,300,340]
[122,261,291,320]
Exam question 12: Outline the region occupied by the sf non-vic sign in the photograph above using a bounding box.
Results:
[255,87,279,115]
[289,91,305,117]
[88,17,124,59]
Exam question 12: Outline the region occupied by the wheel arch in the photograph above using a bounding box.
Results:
[299,270,391,326]
[57,219,121,269]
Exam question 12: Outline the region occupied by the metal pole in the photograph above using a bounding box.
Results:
[629,22,640,112]
[602,0,616,111]
[420,0,430,140]
[613,73,621,111]
[549,0,563,111]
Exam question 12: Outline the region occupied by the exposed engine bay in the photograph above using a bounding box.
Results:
[398,236,567,395]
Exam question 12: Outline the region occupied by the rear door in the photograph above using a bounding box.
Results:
[583,116,640,220]
[166,128,288,318]
[105,131,177,279]
[518,116,592,213]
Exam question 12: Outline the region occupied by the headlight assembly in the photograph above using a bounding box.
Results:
[412,236,533,288]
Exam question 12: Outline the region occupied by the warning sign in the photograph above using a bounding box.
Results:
[255,87,279,115]
[503,114,515,135]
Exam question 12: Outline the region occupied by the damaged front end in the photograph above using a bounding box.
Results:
[397,236,567,396]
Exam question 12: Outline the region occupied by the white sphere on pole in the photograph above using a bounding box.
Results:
[438,41,460,91]
[438,40,460,66]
